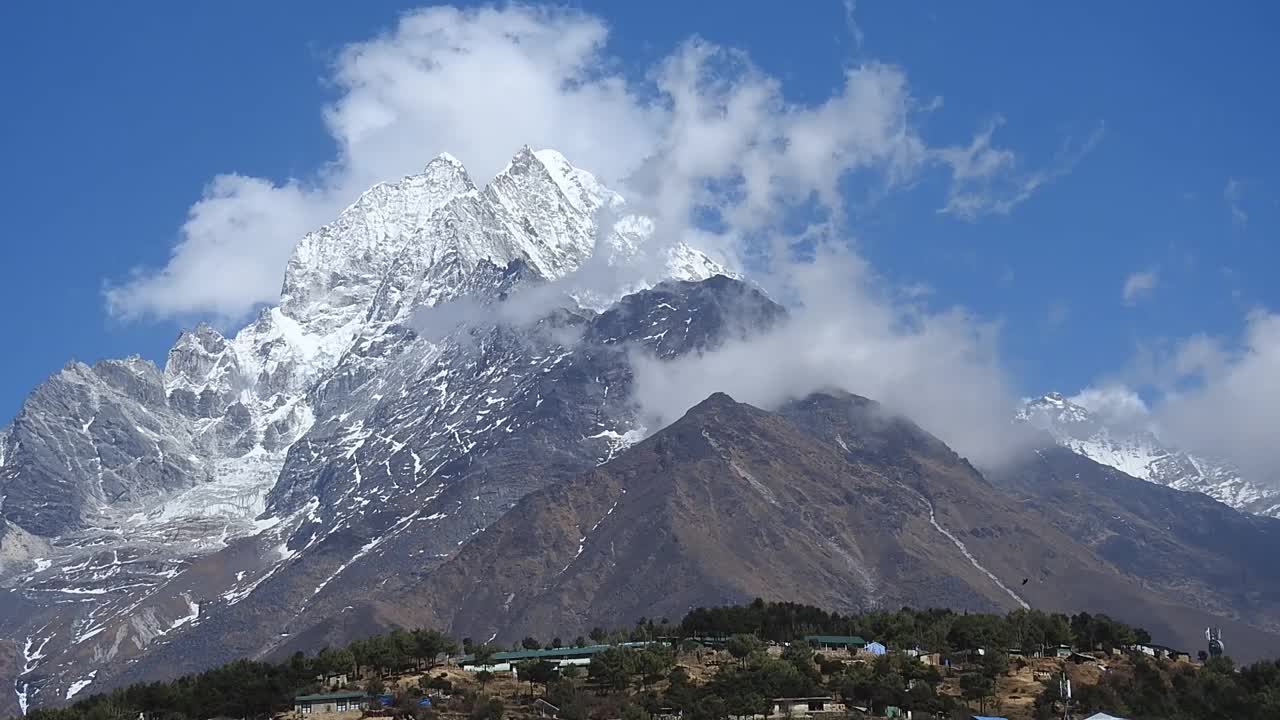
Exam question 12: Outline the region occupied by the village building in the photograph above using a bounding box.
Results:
[947,648,988,665]
[768,697,846,717]
[802,635,867,651]
[1132,644,1191,662]
[904,648,942,666]
[292,692,368,716]
[916,652,942,666]
[314,673,348,689]
[684,637,730,650]
[862,641,887,656]
[462,644,614,672]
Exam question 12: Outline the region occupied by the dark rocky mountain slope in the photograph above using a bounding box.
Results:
[386,392,1280,660]
[988,446,1280,643]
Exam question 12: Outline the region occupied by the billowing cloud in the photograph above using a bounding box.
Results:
[1122,269,1159,306]
[1073,310,1280,485]
[629,243,1026,468]
[105,175,329,321]
[105,4,1058,323]
[101,4,1070,465]
[1155,310,1280,483]
[106,5,661,321]
[1069,384,1150,431]
[631,44,928,255]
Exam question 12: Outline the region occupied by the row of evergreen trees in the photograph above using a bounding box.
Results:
[680,599,1152,653]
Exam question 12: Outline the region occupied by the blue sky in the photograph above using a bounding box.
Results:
[2,1,1277,441]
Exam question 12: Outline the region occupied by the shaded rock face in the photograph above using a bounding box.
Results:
[0,358,209,536]
[0,146,732,715]
[986,446,1280,636]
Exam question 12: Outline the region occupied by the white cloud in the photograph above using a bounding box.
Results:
[105,175,329,321]
[1154,310,1280,482]
[106,5,661,321]
[630,242,1026,468]
[99,5,1062,465]
[1225,177,1248,228]
[1122,269,1159,306]
[1075,311,1280,485]
[325,6,662,188]
[938,120,1104,220]
[633,44,928,249]
[105,4,1054,322]
[1069,384,1150,431]
[935,118,1017,182]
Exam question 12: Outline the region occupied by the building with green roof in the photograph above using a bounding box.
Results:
[460,642,658,671]
[461,644,612,671]
[804,635,868,650]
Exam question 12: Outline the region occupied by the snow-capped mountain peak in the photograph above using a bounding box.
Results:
[280,153,478,328]
[426,150,466,172]
[1017,392,1280,517]
[530,147,620,215]
[0,146,734,712]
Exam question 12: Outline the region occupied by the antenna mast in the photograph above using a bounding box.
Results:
[1206,626,1225,659]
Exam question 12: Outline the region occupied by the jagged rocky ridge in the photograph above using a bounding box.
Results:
[1017,392,1280,518]
[0,147,731,714]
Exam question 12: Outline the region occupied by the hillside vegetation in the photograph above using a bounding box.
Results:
[17,600,1280,720]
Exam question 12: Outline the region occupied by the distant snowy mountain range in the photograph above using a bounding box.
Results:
[1017,392,1280,518]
